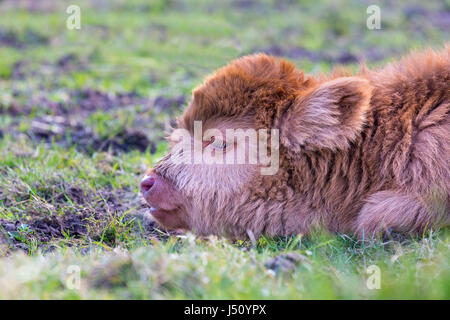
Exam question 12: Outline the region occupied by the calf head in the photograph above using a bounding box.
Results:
[141,54,372,238]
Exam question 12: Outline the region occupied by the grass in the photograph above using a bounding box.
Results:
[1,232,449,299]
[0,0,449,299]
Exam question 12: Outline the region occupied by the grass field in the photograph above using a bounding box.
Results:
[0,0,449,299]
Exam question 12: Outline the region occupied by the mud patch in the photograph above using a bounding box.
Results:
[10,54,88,80]
[4,87,181,119]
[72,89,145,114]
[154,95,186,112]
[265,252,308,273]
[0,102,31,116]
[30,115,153,154]
[2,87,179,155]
[54,186,87,204]
[1,88,148,117]
[98,129,153,153]
[56,53,84,71]
[233,0,259,10]
[10,61,29,80]
[0,29,21,48]
[31,214,88,241]
[404,6,450,31]
[3,88,148,116]
[0,185,160,254]
[0,27,48,48]
[2,85,185,119]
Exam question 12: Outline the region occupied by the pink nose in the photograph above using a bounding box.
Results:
[140,175,155,194]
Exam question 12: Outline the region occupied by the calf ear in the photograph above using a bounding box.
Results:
[280,77,372,152]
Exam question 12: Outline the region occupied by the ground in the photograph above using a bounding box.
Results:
[0,0,449,299]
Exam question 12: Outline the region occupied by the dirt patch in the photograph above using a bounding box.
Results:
[0,27,48,48]
[71,89,145,113]
[10,54,88,80]
[233,0,259,10]
[154,95,186,112]
[1,87,183,155]
[10,61,29,80]
[54,186,87,204]
[0,184,163,254]
[31,213,88,240]
[1,88,184,117]
[0,28,21,48]
[6,89,148,116]
[0,102,31,116]
[404,6,450,31]
[0,214,90,253]
[30,115,154,154]
[265,252,308,273]
[101,129,153,153]
[57,53,83,71]
[1,88,147,116]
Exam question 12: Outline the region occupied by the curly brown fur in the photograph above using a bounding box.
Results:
[142,46,450,239]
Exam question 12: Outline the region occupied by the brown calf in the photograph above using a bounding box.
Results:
[141,46,449,239]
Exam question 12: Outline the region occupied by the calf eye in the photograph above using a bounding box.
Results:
[211,137,227,150]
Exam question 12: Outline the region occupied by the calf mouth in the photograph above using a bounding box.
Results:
[147,205,189,230]
[149,206,175,220]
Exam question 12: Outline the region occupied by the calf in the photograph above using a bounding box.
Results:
[141,47,449,239]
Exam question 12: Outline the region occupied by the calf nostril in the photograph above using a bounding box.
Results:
[141,176,155,193]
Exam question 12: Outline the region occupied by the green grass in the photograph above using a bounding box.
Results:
[1,232,449,299]
[0,0,449,299]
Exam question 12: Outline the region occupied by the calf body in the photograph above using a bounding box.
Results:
[142,47,450,239]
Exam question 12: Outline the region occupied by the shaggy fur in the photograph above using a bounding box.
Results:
[143,46,450,239]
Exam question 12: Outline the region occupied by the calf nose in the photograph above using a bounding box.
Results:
[140,175,155,194]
